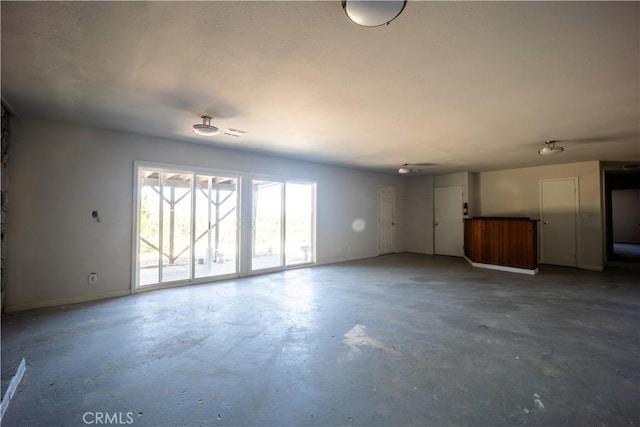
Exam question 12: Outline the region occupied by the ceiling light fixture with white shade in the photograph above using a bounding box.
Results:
[398,164,411,174]
[398,163,434,174]
[342,0,408,27]
[538,140,564,156]
[192,115,219,136]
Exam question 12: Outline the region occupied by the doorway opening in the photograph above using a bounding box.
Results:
[604,168,640,266]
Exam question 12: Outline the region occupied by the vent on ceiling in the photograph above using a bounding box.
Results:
[224,128,248,138]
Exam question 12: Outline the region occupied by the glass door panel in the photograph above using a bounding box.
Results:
[139,170,161,286]
[136,166,241,289]
[160,173,192,283]
[194,175,238,278]
[285,183,314,266]
[252,180,284,271]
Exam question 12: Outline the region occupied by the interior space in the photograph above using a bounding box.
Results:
[1,1,638,426]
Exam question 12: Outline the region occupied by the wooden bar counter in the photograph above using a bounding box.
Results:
[464,217,538,275]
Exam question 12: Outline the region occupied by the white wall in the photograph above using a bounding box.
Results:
[434,171,478,215]
[404,172,474,255]
[6,117,610,311]
[433,172,466,190]
[478,161,603,270]
[404,176,434,254]
[468,172,480,217]
[6,118,405,311]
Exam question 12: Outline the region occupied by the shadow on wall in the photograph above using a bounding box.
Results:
[1,103,11,311]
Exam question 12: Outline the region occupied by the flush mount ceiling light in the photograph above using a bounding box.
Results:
[398,164,411,174]
[538,140,564,156]
[342,0,407,27]
[192,116,219,136]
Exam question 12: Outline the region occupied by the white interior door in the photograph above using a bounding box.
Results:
[378,186,396,254]
[540,178,578,267]
[434,186,463,257]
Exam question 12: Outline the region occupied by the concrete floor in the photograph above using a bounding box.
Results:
[2,253,639,426]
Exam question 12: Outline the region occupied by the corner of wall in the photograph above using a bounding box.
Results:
[467,172,481,217]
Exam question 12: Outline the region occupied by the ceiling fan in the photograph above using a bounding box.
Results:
[192,115,248,138]
[538,140,564,156]
[537,132,633,155]
[398,163,434,174]
[192,115,219,136]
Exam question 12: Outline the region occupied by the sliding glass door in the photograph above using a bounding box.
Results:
[251,179,315,272]
[136,166,239,288]
[136,165,315,289]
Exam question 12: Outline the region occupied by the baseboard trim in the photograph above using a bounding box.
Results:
[4,289,131,313]
[579,264,604,272]
[464,256,538,275]
[317,253,379,267]
[404,250,435,255]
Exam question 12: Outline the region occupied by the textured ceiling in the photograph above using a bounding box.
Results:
[1,1,638,174]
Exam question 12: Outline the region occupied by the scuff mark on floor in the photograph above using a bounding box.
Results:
[533,393,545,409]
[520,392,546,418]
[339,324,399,361]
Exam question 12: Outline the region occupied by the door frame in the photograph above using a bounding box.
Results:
[538,177,580,267]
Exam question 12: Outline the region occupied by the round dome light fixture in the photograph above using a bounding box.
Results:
[538,140,564,156]
[192,116,219,136]
[342,0,407,27]
[398,165,411,174]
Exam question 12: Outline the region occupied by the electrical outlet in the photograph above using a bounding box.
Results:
[88,273,98,285]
